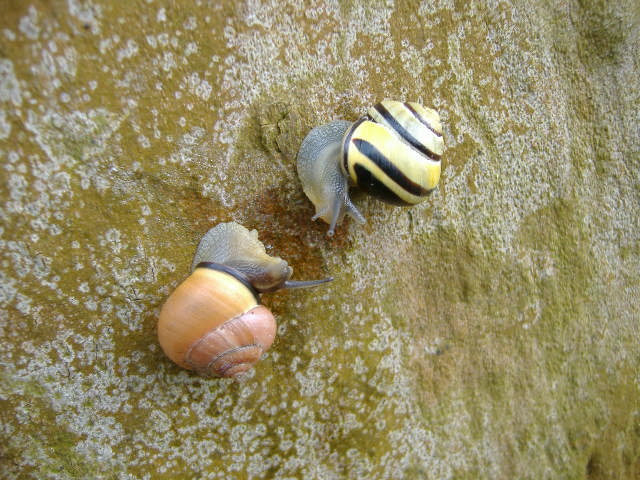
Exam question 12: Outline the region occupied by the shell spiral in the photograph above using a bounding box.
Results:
[157,267,277,378]
[341,100,444,206]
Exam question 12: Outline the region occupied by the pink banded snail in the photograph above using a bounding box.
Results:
[157,222,332,378]
[297,100,444,236]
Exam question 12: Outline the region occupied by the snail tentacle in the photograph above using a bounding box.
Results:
[283,277,334,289]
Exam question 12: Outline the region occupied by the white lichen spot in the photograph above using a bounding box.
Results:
[161,51,176,71]
[68,0,103,33]
[8,173,27,202]
[156,32,169,47]
[15,293,32,315]
[19,6,40,40]
[185,42,198,56]
[99,38,113,54]
[102,228,123,254]
[0,274,17,304]
[157,8,167,22]
[117,39,139,62]
[184,72,212,100]
[25,107,122,198]
[138,135,151,148]
[57,47,78,77]
[184,16,197,30]
[399,43,426,79]
[0,59,22,106]
[0,109,10,139]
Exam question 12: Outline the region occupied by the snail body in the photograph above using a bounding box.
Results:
[157,222,331,378]
[297,100,444,235]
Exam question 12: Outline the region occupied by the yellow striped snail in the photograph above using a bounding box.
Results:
[297,100,444,236]
[157,222,332,378]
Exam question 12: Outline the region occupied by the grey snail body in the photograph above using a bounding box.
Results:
[157,222,332,378]
[297,100,444,236]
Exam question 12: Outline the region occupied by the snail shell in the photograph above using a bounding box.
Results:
[157,222,332,378]
[297,100,444,235]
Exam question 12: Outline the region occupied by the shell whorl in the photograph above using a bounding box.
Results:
[341,100,443,205]
[157,267,265,375]
[367,101,443,160]
[185,304,276,377]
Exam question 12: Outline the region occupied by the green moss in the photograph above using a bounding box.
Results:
[378,185,639,477]
[1,376,119,479]
[1,0,639,478]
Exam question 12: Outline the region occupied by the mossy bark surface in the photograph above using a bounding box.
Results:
[1,1,639,479]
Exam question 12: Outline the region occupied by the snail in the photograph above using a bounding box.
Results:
[297,99,444,236]
[157,222,332,378]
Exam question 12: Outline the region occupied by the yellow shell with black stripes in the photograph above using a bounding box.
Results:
[296,100,444,236]
[342,101,443,205]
